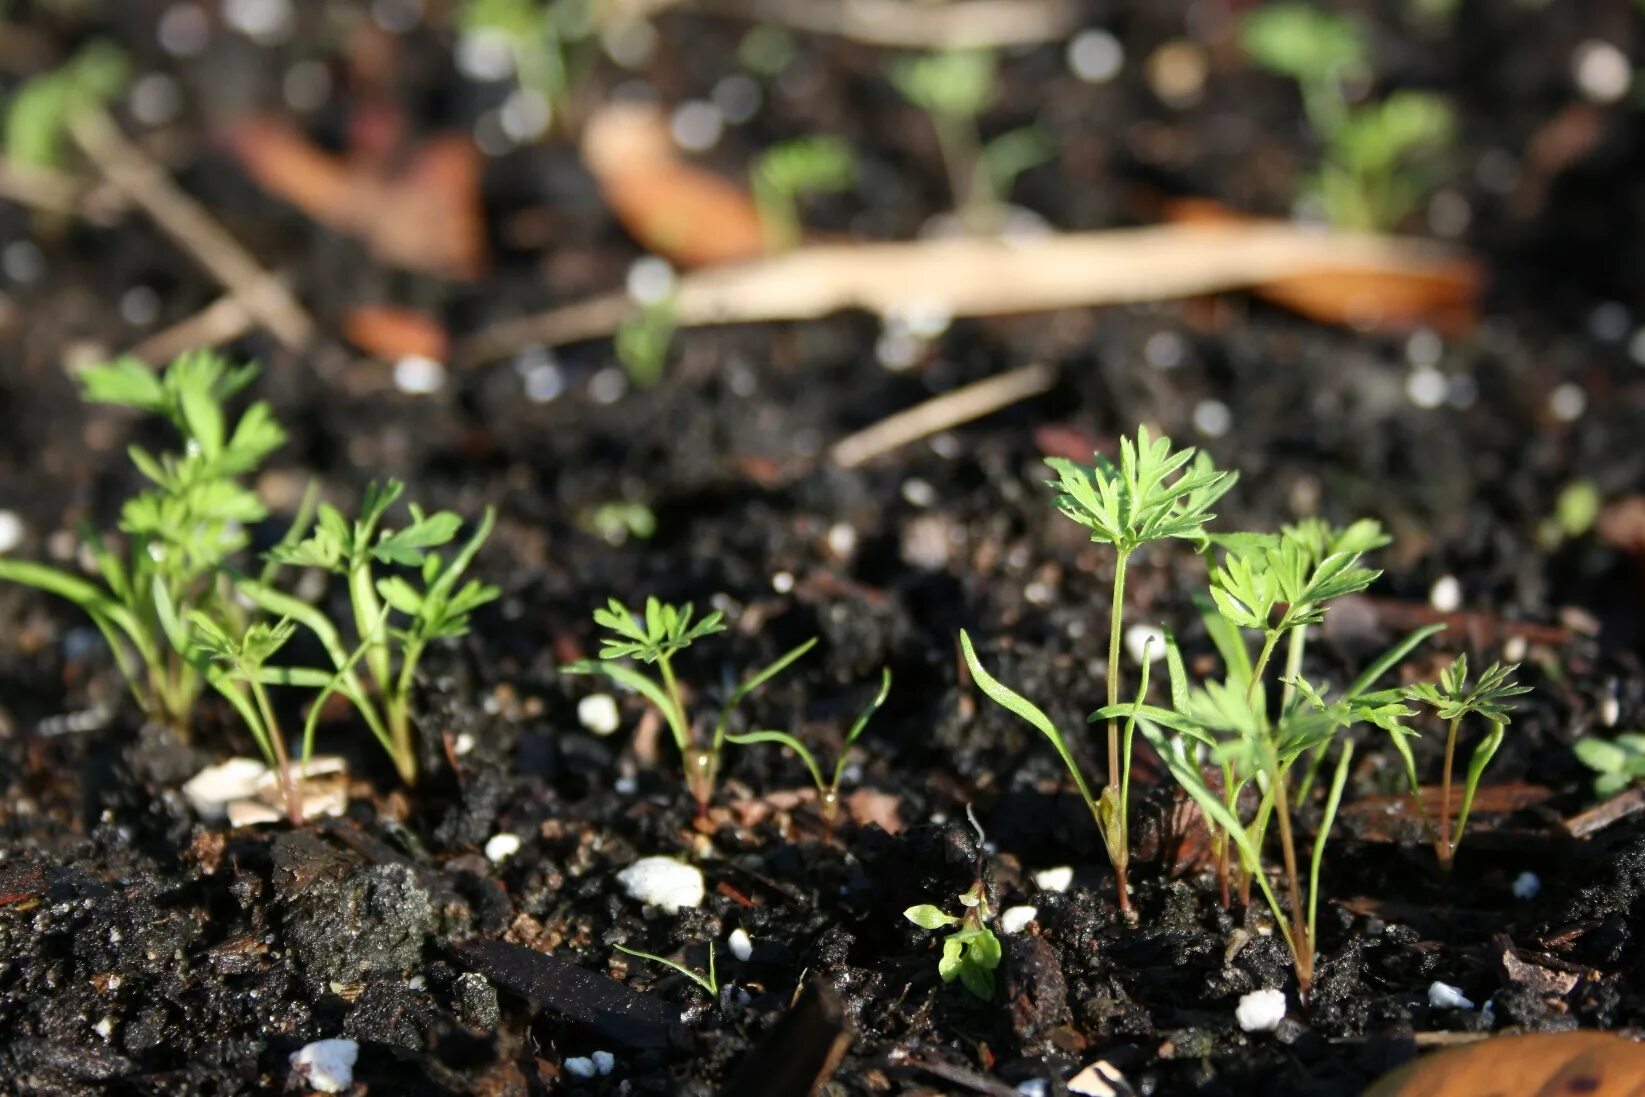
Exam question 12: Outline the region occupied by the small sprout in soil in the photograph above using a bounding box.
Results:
[887,49,1056,234]
[614,292,678,388]
[564,597,817,808]
[580,499,656,545]
[1102,518,1440,999]
[615,941,718,998]
[0,353,288,738]
[1398,654,1530,871]
[725,667,891,827]
[1573,731,1645,797]
[457,0,601,139]
[904,880,1002,1001]
[1242,3,1455,232]
[260,478,500,786]
[968,425,1234,912]
[6,40,127,169]
[751,135,856,251]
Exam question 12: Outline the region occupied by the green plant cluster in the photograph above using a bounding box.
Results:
[0,353,497,820]
[963,427,1529,998]
[1242,2,1455,231]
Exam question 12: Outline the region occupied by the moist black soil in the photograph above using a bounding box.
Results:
[4,1,1645,1095]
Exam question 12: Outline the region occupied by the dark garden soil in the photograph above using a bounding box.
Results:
[4,1,1645,1094]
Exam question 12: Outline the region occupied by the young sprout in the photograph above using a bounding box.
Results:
[903,879,1002,1001]
[750,135,856,251]
[0,353,289,736]
[458,0,601,138]
[614,941,718,998]
[6,40,128,170]
[1573,732,1645,798]
[252,480,499,785]
[1100,519,1438,998]
[1397,655,1531,872]
[1006,425,1234,911]
[614,293,677,389]
[1242,3,1455,231]
[887,49,1054,233]
[563,597,817,809]
[725,668,892,827]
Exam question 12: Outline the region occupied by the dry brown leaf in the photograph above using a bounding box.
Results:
[580,102,768,268]
[1360,1031,1645,1096]
[1162,197,1481,335]
[225,117,486,280]
[457,221,1474,363]
[343,305,449,361]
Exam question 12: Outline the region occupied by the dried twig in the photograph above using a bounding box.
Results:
[69,108,314,351]
[633,0,1075,49]
[127,291,260,364]
[458,224,1472,366]
[831,362,1055,468]
[0,157,126,223]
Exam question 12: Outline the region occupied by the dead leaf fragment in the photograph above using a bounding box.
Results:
[1361,1031,1645,1096]
[343,304,449,361]
[1163,197,1481,335]
[580,102,767,268]
[225,116,486,280]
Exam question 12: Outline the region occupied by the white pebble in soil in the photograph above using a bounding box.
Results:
[1016,1080,1051,1097]
[671,100,724,152]
[1513,871,1541,900]
[728,928,753,961]
[1192,398,1231,438]
[1429,575,1462,614]
[0,510,24,554]
[1000,905,1038,935]
[393,355,446,395]
[289,1039,358,1094]
[1406,367,1448,409]
[457,29,515,81]
[626,256,676,305]
[484,833,521,864]
[1236,988,1287,1033]
[711,75,761,124]
[578,693,621,736]
[1573,40,1633,105]
[158,3,211,57]
[617,856,705,913]
[501,88,552,143]
[223,0,294,45]
[1033,866,1074,893]
[1067,29,1124,84]
[1549,383,1587,422]
[1125,623,1167,665]
[564,1056,598,1079]
[1428,981,1474,1010]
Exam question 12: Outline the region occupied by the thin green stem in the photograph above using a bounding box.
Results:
[1265,744,1312,996]
[657,654,691,753]
[1438,715,1461,868]
[1280,624,1307,717]
[1247,631,1281,715]
[1106,550,1129,790]
[932,113,991,230]
[250,678,301,826]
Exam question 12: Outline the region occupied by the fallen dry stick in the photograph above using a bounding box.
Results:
[128,289,268,364]
[0,157,126,223]
[457,223,1473,365]
[70,108,314,352]
[680,0,1077,49]
[831,362,1056,468]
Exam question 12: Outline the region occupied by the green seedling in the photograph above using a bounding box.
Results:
[904,880,1002,1001]
[614,941,718,998]
[563,597,817,808]
[1574,732,1645,797]
[1099,520,1439,998]
[6,39,127,169]
[1397,655,1530,872]
[614,293,677,388]
[967,426,1232,912]
[458,0,600,137]
[888,49,1056,233]
[1242,3,1455,231]
[0,353,288,736]
[256,480,499,786]
[726,667,891,827]
[581,500,657,545]
[750,135,855,251]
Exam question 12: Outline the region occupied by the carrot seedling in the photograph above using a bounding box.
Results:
[726,667,891,827]
[564,597,817,808]
[1397,655,1530,872]
[751,135,856,251]
[904,879,1002,1001]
